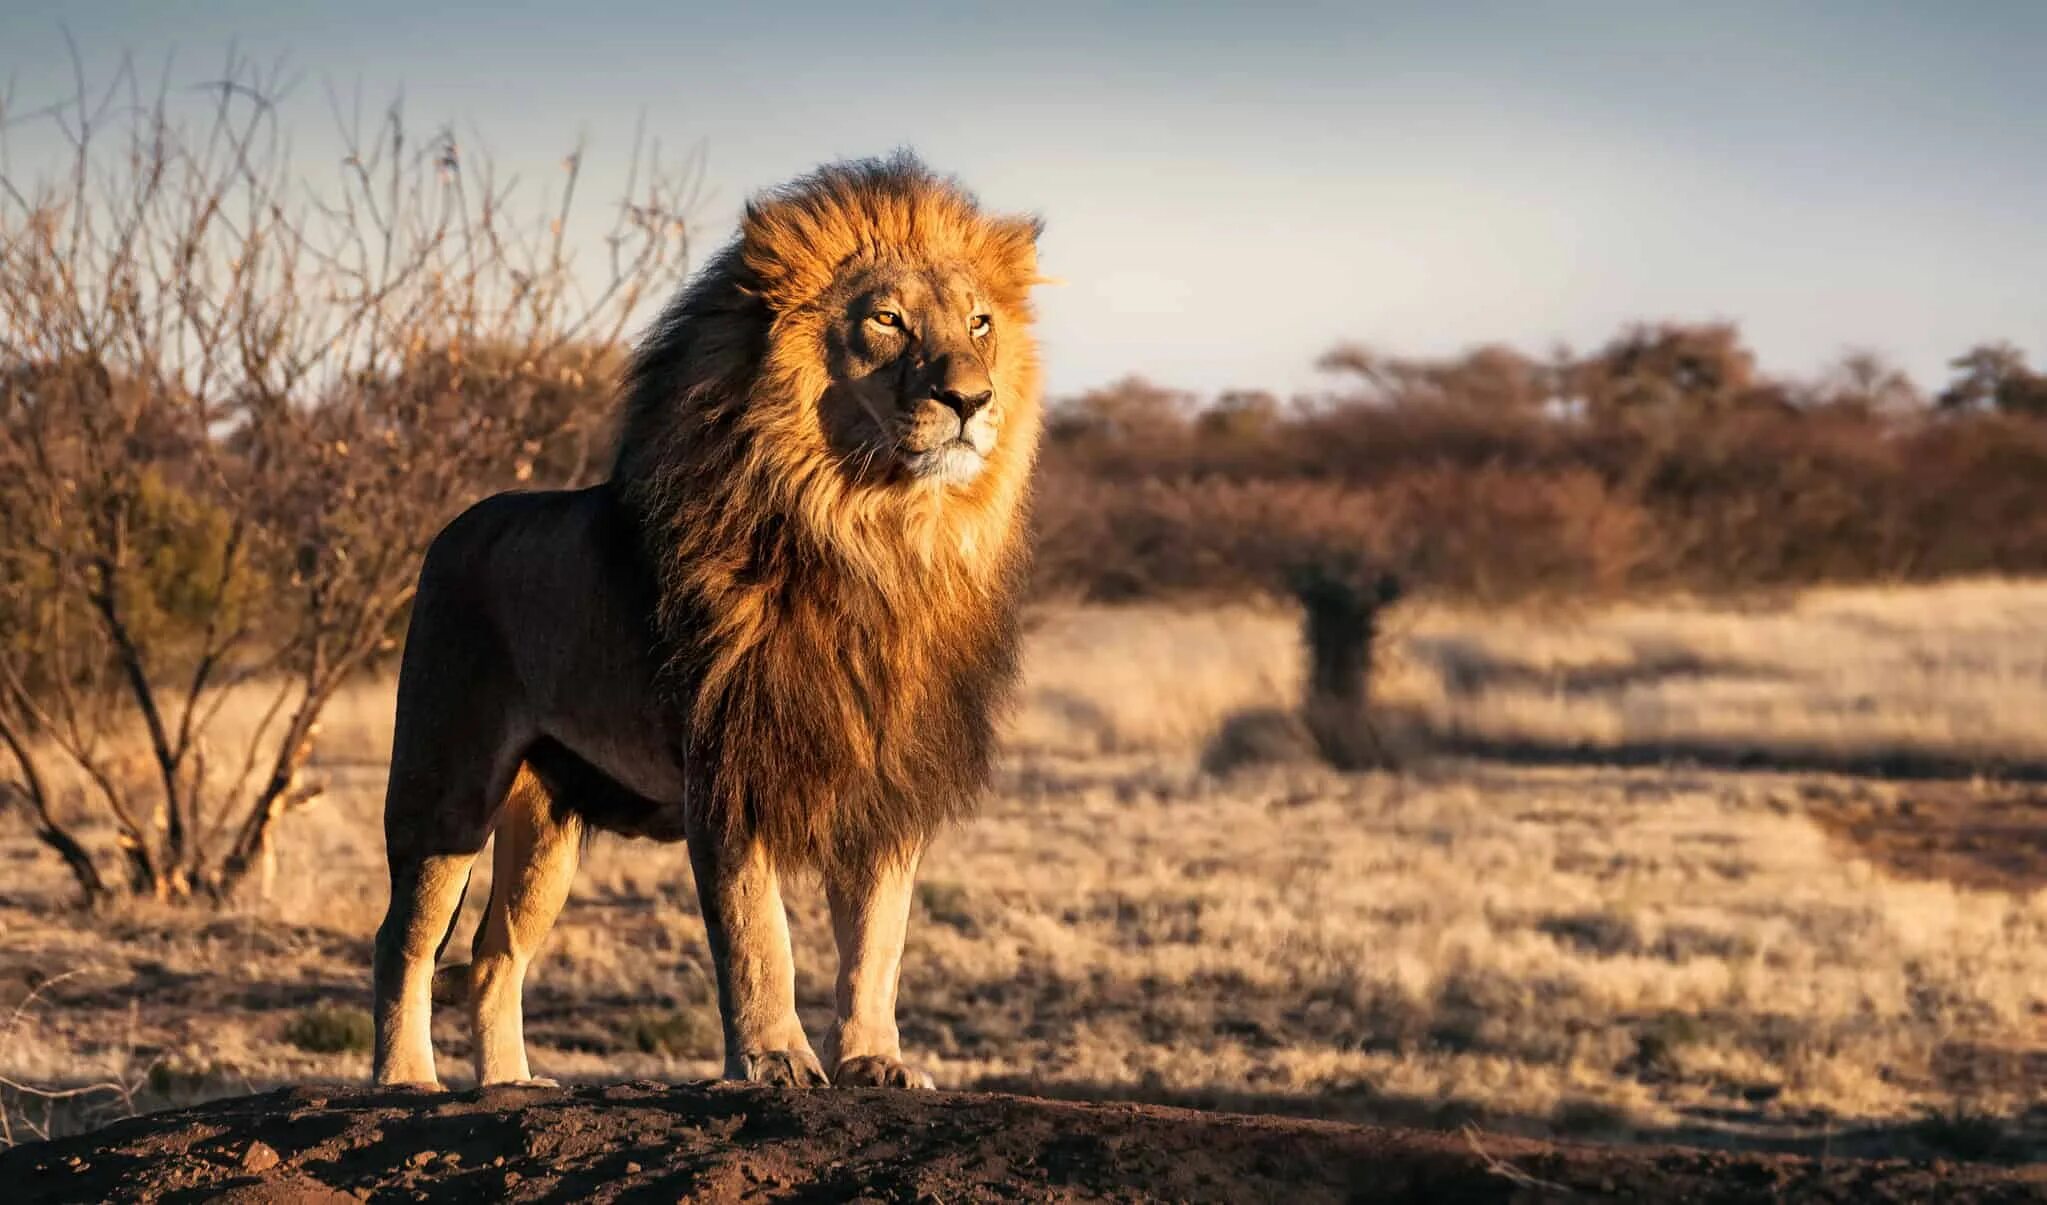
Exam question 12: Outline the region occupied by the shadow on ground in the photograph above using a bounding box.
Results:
[970,1076,2047,1167]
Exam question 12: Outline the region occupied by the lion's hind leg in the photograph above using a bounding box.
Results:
[371,619,528,1088]
[373,848,476,1087]
[468,766,583,1086]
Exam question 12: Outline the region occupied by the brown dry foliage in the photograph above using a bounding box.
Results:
[1035,335,2047,603]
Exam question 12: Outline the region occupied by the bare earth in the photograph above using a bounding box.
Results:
[6,1081,2044,1204]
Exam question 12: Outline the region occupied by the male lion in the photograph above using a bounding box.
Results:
[371,155,1044,1090]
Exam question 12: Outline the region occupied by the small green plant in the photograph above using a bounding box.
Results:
[623,1007,718,1058]
[1626,1011,1725,1082]
[283,1005,376,1055]
[915,881,977,933]
[147,1055,236,1099]
[1552,1097,1631,1136]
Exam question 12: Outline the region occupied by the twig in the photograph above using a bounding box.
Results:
[1460,1124,1573,1196]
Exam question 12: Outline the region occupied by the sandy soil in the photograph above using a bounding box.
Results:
[5,1081,2044,1204]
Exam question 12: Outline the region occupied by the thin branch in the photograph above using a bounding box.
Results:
[0,711,107,901]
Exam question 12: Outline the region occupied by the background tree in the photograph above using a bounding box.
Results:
[1045,375,1194,448]
[1195,388,1282,443]
[1573,322,1785,419]
[1315,342,1556,411]
[1936,342,2047,416]
[1807,350,1923,414]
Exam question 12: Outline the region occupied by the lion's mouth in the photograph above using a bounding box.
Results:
[906,438,987,485]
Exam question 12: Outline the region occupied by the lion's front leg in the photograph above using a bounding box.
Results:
[821,849,935,1089]
[685,825,826,1086]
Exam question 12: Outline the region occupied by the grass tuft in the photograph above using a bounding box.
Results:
[283,1006,375,1055]
[622,1007,719,1059]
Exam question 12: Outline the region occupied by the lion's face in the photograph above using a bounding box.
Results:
[819,260,1012,487]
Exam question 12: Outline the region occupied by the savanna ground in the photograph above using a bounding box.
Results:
[3,579,2046,1178]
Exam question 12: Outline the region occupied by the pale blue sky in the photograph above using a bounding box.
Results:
[4,1,2044,396]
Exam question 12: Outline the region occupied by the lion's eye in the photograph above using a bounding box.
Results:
[870,310,901,329]
[969,314,992,337]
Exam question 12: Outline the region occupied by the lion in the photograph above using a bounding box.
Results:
[370,154,1045,1090]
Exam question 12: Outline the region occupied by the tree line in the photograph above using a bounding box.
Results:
[1033,327,2047,601]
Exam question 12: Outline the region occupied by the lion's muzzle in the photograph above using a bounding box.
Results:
[903,390,998,483]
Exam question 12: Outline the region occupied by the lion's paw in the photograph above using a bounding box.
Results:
[831,1055,936,1090]
[475,1074,560,1092]
[737,1049,829,1087]
[373,1078,447,1093]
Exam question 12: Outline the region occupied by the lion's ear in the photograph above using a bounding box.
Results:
[982,215,1045,301]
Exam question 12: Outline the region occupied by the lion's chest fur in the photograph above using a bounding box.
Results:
[605,159,1044,871]
[668,521,1022,872]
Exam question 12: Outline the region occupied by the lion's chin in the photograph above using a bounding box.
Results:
[906,441,987,486]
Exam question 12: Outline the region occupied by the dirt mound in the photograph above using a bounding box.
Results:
[3,1082,2039,1203]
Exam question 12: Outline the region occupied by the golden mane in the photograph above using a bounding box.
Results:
[610,154,1045,873]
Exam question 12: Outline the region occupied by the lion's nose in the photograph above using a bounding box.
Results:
[936,387,992,423]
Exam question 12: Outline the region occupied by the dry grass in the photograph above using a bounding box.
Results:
[4,579,2047,1156]
[1391,578,2047,770]
[1016,577,2047,774]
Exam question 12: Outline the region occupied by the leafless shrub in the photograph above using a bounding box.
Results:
[0,49,696,903]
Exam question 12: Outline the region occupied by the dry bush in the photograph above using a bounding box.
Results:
[1892,416,2047,577]
[1034,339,2047,605]
[0,51,695,903]
[1033,464,1647,604]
